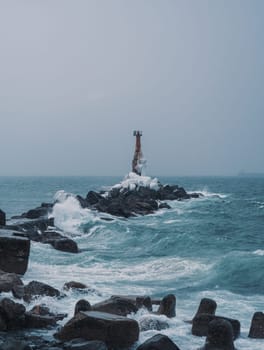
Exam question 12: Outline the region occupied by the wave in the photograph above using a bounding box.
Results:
[253,249,264,256]
[51,190,103,235]
[191,187,229,199]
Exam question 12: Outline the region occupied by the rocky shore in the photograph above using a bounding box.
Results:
[0,175,263,349]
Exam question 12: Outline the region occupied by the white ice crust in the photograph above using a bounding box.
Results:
[111,172,160,192]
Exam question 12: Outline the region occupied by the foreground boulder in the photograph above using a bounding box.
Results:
[248,311,264,338]
[92,296,138,316]
[193,298,217,320]
[64,281,89,291]
[0,270,23,295]
[74,299,92,316]
[0,298,26,330]
[192,314,240,339]
[25,304,66,329]
[199,319,235,350]
[111,294,152,312]
[63,339,107,350]
[0,209,6,226]
[0,230,30,275]
[137,334,181,350]
[55,310,139,348]
[23,281,61,302]
[157,294,176,318]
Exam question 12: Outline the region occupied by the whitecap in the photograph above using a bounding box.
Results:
[253,249,264,256]
[190,187,228,199]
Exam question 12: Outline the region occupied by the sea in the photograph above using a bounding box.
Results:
[0,175,263,349]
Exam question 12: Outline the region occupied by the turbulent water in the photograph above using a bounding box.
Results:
[0,176,264,349]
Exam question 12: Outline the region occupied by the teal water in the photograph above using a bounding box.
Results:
[0,176,263,349]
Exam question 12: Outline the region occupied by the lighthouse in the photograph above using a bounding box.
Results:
[132,130,146,175]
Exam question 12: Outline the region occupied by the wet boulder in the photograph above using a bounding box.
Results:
[54,310,139,348]
[137,334,181,350]
[23,281,61,302]
[64,281,88,291]
[33,230,79,253]
[193,298,217,320]
[21,203,52,219]
[192,314,240,339]
[24,304,66,329]
[157,294,176,318]
[111,294,152,312]
[74,299,92,316]
[248,311,264,338]
[86,191,105,206]
[7,218,54,237]
[199,318,235,350]
[0,209,6,226]
[64,339,108,350]
[50,238,78,253]
[92,295,138,316]
[0,230,30,275]
[0,340,31,350]
[0,298,26,330]
[0,270,24,294]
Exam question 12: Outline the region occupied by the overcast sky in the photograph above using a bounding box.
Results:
[0,0,263,176]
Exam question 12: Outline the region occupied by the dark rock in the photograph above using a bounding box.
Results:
[158,202,171,209]
[92,296,138,316]
[6,221,79,254]
[157,294,176,318]
[21,205,51,219]
[54,310,139,348]
[0,230,30,275]
[39,230,65,242]
[248,311,264,338]
[74,300,92,316]
[0,270,24,293]
[79,181,200,218]
[50,238,78,253]
[24,312,57,328]
[199,318,235,350]
[7,218,55,237]
[137,334,181,350]
[34,230,79,253]
[0,298,26,329]
[0,210,6,226]
[76,195,88,209]
[111,295,152,312]
[193,298,217,320]
[64,281,88,291]
[12,284,25,299]
[64,338,108,350]
[139,316,169,331]
[24,304,67,328]
[23,281,61,302]
[0,340,31,350]
[86,191,105,206]
[29,304,66,321]
[0,314,7,331]
[192,314,240,339]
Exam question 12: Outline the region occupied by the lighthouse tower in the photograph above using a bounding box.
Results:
[132,130,146,175]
